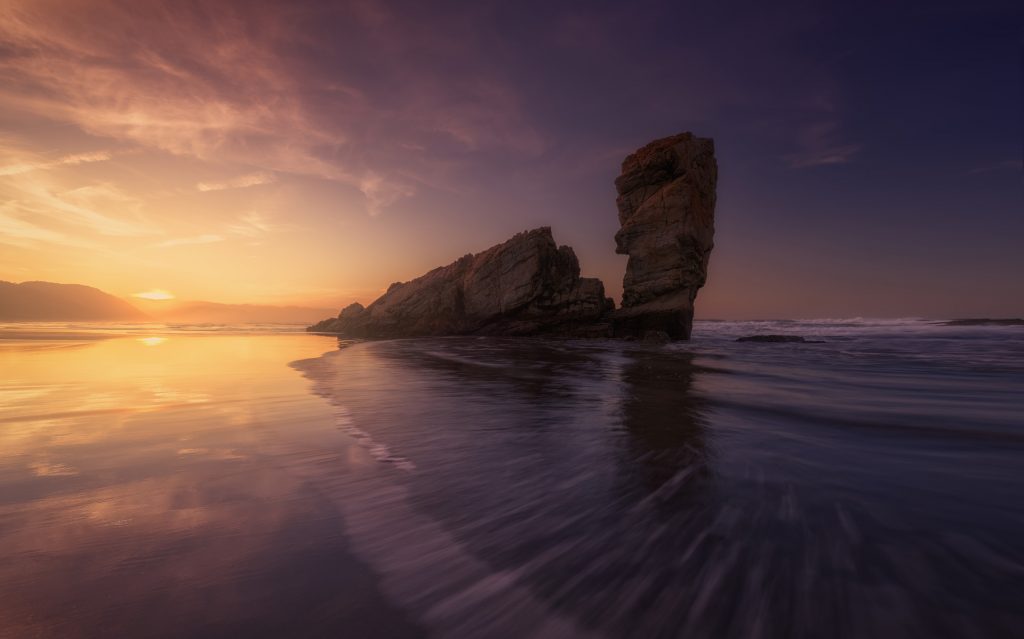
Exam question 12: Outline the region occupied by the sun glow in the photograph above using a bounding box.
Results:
[133,290,175,301]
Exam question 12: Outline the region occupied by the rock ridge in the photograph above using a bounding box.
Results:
[309,227,613,337]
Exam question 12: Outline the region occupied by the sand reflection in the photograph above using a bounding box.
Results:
[0,333,421,638]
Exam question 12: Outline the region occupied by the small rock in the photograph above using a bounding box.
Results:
[736,335,822,343]
[943,318,1024,327]
[642,330,671,343]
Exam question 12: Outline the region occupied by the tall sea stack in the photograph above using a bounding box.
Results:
[612,132,717,340]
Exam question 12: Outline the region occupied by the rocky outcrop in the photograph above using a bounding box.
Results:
[310,132,717,341]
[943,318,1024,327]
[309,227,613,337]
[612,132,717,340]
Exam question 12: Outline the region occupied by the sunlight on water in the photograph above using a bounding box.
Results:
[0,331,424,638]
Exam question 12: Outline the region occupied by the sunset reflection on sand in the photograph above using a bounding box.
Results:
[0,332,422,638]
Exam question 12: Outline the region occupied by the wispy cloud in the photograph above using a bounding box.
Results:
[0,0,544,216]
[968,159,1023,175]
[28,461,79,477]
[785,144,862,168]
[784,121,861,168]
[197,172,276,192]
[0,209,93,249]
[0,171,159,242]
[155,234,224,248]
[357,174,417,216]
[224,212,282,237]
[0,151,112,176]
[154,212,290,249]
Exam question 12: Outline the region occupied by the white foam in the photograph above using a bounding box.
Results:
[331,404,416,471]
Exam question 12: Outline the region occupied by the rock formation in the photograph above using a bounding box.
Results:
[612,132,717,340]
[943,318,1024,327]
[309,131,716,340]
[309,227,612,337]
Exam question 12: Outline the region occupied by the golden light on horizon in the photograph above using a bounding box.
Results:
[133,290,175,301]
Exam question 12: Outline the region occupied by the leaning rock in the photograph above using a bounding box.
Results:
[612,132,717,340]
[309,227,613,338]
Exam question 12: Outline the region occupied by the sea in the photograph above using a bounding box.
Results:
[0,319,1021,638]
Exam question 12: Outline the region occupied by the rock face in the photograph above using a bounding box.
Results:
[309,227,613,337]
[612,132,717,340]
[310,131,717,340]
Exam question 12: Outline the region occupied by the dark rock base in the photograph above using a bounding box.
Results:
[612,308,694,340]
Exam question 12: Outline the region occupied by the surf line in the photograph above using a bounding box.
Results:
[332,405,416,471]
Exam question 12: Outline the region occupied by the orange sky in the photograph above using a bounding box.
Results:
[1,1,1021,318]
[0,0,626,313]
[0,0,471,308]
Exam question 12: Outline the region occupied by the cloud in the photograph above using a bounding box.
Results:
[0,150,112,176]
[968,159,1023,175]
[0,169,159,243]
[197,172,276,192]
[357,173,417,216]
[153,212,290,249]
[28,461,79,476]
[785,144,863,168]
[0,0,546,216]
[0,209,94,249]
[155,234,224,248]
[225,212,293,238]
[784,120,862,168]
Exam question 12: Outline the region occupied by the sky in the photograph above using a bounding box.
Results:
[0,0,1020,318]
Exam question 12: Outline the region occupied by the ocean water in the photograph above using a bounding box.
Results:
[0,320,1021,638]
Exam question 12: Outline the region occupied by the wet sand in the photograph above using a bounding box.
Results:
[291,332,1024,638]
[0,333,422,638]
[2,322,1023,638]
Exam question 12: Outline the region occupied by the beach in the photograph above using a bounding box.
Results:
[1,321,1022,637]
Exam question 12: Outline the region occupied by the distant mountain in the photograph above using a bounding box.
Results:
[0,280,336,324]
[0,281,148,321]
[137,300,336,324]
